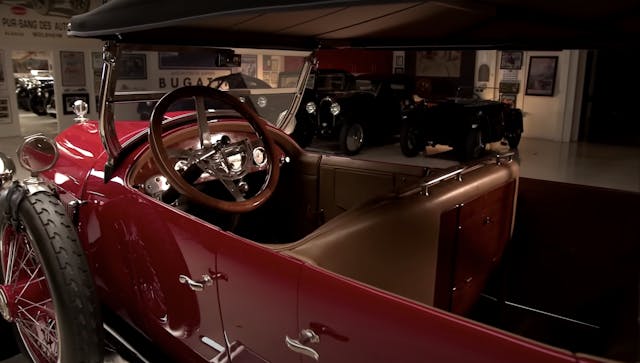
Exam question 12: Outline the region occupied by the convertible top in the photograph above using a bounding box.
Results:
[68,0,640,50]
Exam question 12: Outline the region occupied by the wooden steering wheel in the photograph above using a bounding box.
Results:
[148,85,280,213]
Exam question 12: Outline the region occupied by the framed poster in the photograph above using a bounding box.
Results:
[500,51,523,70]
[241,54,257,77]
[0,50,5,88]
[0,98,10,124]
[525,56,558,96]
[118,53,147,79]
[62,93,90,115]
[60,51,86,87]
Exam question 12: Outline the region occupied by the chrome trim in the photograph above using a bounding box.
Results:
[400,151,518,198]
[103,323,151,363]
[285,329,320,361]
[178,274,213,292]
[201,336,225,353]
[16,134,59,175]
[99,41,122,164]
[22,177,53,195]
[419,167,465,196]
[496,151,515,165]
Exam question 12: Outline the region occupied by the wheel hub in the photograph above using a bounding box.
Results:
[0,285,14,322]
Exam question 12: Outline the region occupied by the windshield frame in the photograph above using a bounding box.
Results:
[97,41,316,178]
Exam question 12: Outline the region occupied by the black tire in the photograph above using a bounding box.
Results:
[339,122,365,155]
[29,97,48,116]
[505,132,522,149]
[0,191,103,363]
[457,127,484,161]
[399,120,425,157]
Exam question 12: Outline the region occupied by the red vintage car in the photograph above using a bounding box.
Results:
[0,1,638,363]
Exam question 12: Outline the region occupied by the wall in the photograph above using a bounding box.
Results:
[0,1,103,137]
[475,49,585,142]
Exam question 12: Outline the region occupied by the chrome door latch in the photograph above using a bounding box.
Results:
[285,329,320,361]
[178,274,213,291]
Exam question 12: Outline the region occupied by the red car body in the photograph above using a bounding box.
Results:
[42,120,588,363]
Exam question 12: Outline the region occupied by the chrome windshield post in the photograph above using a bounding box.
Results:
[275,52,317,133]
[99,41,122,179]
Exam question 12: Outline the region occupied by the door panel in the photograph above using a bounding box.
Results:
[298,265,576,363]
[217,239,302,363]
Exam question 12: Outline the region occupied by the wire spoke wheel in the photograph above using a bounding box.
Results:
[2,223,59,362]
[0,191,103,363]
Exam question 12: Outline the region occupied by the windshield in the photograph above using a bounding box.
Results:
[110,48,310,131]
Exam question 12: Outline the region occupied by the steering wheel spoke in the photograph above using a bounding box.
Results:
[195,95,212,148]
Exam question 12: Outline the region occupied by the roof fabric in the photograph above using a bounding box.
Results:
[68,0,640,50]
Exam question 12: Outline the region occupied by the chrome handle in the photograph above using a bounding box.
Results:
[285,329,320,361]
[178,274,213,291]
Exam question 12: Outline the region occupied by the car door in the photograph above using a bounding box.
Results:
[216,239,303,363]
[81,174,231,362]
[296,265,578,363]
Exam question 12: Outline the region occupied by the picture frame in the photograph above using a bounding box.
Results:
[395,55,404,67]
[499,81,520,94]
[60,51,86,87]
[525,56,558,96]
[0,50,5,87]
[62,93,90,115]
[118,53,147,80]
[241,54,257,77]
[0,98,10,124]
[500,51,523,70]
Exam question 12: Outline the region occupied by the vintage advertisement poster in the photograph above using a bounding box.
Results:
[60,51,86,87]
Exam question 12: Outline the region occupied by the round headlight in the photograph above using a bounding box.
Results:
[330,102,341,116]
[257,96,267,108]
[305,102,316,114]
[0,152,16,185]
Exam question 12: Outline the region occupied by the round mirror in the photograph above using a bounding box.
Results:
[17,135,59,174]
[0,152,16,184]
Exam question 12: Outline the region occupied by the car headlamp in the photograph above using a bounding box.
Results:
[330,102,341,116]
[305,102,316,114]
[257,96,267,108]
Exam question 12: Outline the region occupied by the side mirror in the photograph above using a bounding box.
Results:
[17,134,59,177]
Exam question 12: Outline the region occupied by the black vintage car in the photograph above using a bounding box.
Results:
[400,88,524,161]
[296,69,413,154]
[15,76,55,116]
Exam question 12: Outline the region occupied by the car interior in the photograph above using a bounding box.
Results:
[128,109,519,317]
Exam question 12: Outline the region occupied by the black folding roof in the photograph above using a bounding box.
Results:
[68,0,640,50]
